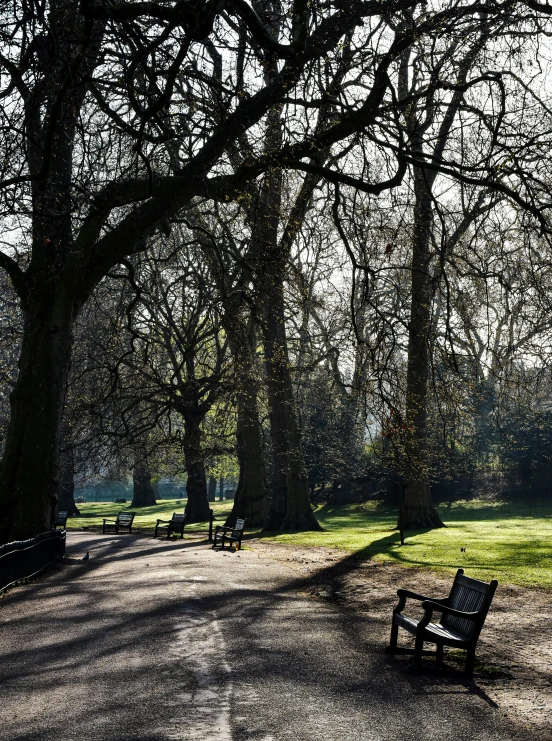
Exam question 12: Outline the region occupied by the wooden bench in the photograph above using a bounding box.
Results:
[102,511,135,534]
[53,511,68,529]
[154,513,187,539]
[212,518,246,550]
[387,568,498,676]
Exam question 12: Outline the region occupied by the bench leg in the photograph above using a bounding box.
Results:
[387,620,399,652]
[413,632,424,669]
[436,643,444,666]
[465,647,476,677]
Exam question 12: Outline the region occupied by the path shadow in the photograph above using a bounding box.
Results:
[0,531,525,741]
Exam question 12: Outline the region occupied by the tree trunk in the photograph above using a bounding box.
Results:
[0,307,74,542]
[399,181,444,530]
[474,377,495,464]
[58,444,80,517]
[397,38,486,531]
[182,415,210,522]
[208,475,217,502]
[131,465,157,507]
[218,476,224,501]
[263,281,321,531]
[227,379,268,525]
[224,319,268,525]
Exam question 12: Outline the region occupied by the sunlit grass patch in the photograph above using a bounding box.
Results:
[68,500,234,535]
[262,499,552,590]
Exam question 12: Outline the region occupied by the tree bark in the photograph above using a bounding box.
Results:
[474,377,496,463]
[218,476,224,501]
[0,3,105,542]
[398,33,489,530]
[183,415,210,522]
[248,91,319,531]
[223,320,268,526]
[399,175,444,530]
[263,280,322,531]
[228,379,268,525]
[131,465,157,507]
[0,305,74,542]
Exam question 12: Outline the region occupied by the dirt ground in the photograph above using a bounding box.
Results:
[249,539,552,741]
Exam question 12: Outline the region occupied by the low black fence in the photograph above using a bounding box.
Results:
[0,529,66,594]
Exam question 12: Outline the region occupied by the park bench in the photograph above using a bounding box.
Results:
[154,513,188,539]
[387,568,498,676]
[53,511,68,529]
[102,511,135,534]
[212,518,246,550]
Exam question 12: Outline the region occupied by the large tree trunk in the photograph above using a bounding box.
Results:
[248,87,319,531]
[0,3,106,543]
[131,465,157,507]
[263,281,321,531]
[0,306,74,542]
[225,321,268,526]
[182,415,210,522]
[228,380,268,525]
[397,37,487,531]
[399,182,444,530]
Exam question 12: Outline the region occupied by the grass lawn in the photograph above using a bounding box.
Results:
[69,498,552,590]
[69,500,232,534]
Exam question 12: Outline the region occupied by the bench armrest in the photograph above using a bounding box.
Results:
[156,519,170,525]
[394,589,447,615]
[421,600,479,620]
[103,519,116,524]
[214,525,234,534]
[397,588,436,602]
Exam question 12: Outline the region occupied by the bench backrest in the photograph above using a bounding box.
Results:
[171,514,187,525]
[441,569,497,639]
[116,512,135,526]
[55,511,68,526]
[233,518,245,532]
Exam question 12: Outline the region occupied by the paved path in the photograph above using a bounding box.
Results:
[0,533,524,741]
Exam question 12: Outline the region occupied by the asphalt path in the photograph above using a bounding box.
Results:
[0,533,525,741]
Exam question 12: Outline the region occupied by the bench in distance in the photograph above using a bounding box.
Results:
[103,511,136,534]
[213,518,246,550]
[154,513,187,539]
